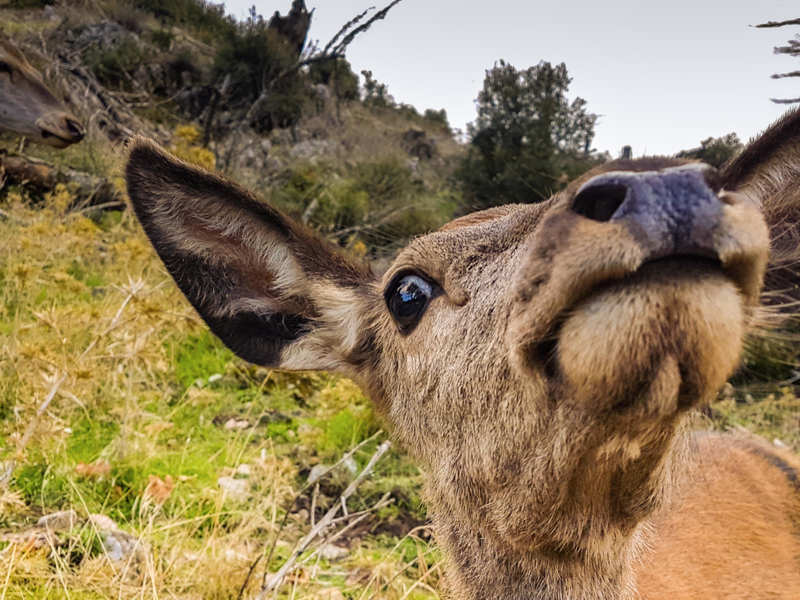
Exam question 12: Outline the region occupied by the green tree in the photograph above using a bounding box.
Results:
[457,60,604,210]
[676,133,743,169]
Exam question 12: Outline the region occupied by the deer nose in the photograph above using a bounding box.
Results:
[65,117,84,142]
[570,163,724,260]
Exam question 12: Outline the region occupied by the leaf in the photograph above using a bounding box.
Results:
[145,475,174,504]
[75,460,111,478]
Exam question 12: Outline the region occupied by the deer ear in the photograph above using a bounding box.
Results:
[125,137,376,372]
[721,109,800,305]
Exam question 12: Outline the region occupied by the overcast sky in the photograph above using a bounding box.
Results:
[224,0,799,157]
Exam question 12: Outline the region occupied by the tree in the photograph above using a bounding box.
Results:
[676,133,743,168]
[756,17,800,104]
[456,60,604,211]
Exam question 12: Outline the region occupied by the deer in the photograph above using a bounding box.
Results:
[0,31,84,148]
[124,107,800,600]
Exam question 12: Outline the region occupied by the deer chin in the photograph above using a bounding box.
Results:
[555,257,745,418]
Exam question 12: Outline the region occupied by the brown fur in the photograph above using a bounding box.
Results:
[124,109,800,600]
[0,31,83,147]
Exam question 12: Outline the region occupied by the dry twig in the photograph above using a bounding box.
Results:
[255,440,392,599]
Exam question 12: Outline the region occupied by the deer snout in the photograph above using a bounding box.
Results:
[36,113,85,148]
[509,160,769,394]
[570,163,724,262]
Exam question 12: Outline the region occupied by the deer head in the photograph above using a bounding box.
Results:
[125,109,800,600]
[0,32,84,148]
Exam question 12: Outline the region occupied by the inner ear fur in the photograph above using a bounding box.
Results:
[125,136,374,369]
[720,108,800,308]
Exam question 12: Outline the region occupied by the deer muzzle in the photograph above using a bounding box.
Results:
[509,162,769,413]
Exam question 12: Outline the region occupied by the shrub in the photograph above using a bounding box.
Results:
[132,0,233,40]
[83,36,150,90]
[172,125,216,170]
[214,11,309,131]
[423,108,450,131]
[6,0,49,8]
[309,58,359,102]
[361,70,394,108]
[105,1,149,34]
[150,27,176,50]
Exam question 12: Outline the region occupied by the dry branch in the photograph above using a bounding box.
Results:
[755,18,800,28]
[256,440,393,599]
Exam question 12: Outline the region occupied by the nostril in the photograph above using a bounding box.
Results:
[67,119,84,140]
[571,184,629,222]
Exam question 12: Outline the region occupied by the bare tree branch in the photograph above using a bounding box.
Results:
[774,40,800,57]
[755,18,800,28]
[256,440,392,599]
[329,0,404,57]
[322,7,372,56]
[772,71,800,79]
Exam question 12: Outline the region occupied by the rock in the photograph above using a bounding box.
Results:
[270,128,295,147]
[342,456,358,476]
[102,529,142,562]
[318,543,349,561]
[217,476,251,502]
[89,514,118,532]
[42,5,61,22]
[401,129,438,160]
[73,20,138,50]
[313,83,333,104]
[290,140,338,161]
[38,510,79,532]
[224,418,250,431]
[265,157,283,173]
[307,464,328,484]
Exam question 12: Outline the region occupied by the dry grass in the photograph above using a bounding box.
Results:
[0,185,438,600]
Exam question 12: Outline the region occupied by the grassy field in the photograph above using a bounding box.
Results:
[0,180,443,599]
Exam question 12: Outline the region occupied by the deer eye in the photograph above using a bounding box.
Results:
[386,273,435,332]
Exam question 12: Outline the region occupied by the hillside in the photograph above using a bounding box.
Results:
[0,2,798,600]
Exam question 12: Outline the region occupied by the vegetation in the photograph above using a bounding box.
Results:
[0,185,437,599]
[0,2,797,599]
[676,133,743,168]
[456,60,606,210]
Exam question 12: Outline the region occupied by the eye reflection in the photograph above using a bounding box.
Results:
[388,274,434,331]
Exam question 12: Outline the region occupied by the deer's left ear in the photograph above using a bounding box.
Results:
[721,108,800,306]
[125,137,378,372]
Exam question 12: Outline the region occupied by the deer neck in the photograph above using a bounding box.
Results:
[420,427,689,600]
[433,509,646,600]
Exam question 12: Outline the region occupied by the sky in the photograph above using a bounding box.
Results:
[223,0,800,157]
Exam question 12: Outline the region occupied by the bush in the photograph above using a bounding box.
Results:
[676,133,743,169]
[150,28,176,50]
[83,36,150,89]
[214,11,309,131]
[6,0,49,8]
[132,0,233,40]
[423,108,450,131]
[105,1,149,34]
[309,58,359,102]
[361,70,394,108]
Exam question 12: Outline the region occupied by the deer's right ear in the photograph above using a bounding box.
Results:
[125,137,377,372]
